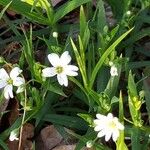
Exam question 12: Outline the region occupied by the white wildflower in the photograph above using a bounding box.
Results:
[42,51,78,87]
[0,67,25,99]
[9,129,19,141]
[110,65,118,76]
[94,113,124,142]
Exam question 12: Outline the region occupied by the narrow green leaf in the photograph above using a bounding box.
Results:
[0,1,12,20]
[0,139,9,150]
[0,0,49,25]
[43,114,88,130]
[89,28,133,88]
[53,0,91,23]
[80,5,86,39]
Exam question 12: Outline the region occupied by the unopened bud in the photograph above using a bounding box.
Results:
[0,56,5,63]
[86,140,93,148]
[52,32,58,38]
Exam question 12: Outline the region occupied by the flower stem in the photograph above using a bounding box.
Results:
[18,88,27,150]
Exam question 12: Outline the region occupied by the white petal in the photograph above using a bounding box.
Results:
[67,65,79,71]
[42,67,56,77]
[117,122,124,130]
[110,66,118,76]
[10,67,22,79]
[97,129,107,138]
[9,130,19,141]
[57,74,68,87]
[0,68,9,80]
[60,51,71,65]
[0,80,7,89]
[16,86,24,94]
[105,131,112,141]
[48,53,60,67]
[94,119,106,127]
[65,70,78,76]
[4,85,13,99]
[112,129,119,141]
[107,113,113,120]
[96,114,106,120]
[94,124,105,131]
[65,65,78,76]
[13,77,25,87]
[9,135,19,141]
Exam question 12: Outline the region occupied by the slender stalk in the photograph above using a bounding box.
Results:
[18,88,27,150]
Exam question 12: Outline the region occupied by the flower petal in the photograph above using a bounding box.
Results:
[97,129,107,138]
[16,85,24,94]
[4,85,13,99]
[0,68,9,80]
[48,53,60,67]
[107,113,113,120]
[105,131,112,141]
[10,67,22,79]
[65,65,78,76]
[9,130,19,141]
[0,80,7,89]
[96,114,106,120]
[57,74,68,87]
[117,122,124,130]
[67,65,79,71]
[13,77,25,87]
[65,70,78,76]
[42,67,56,77]
[112,129,119,141]
[60,51,71,65]
[94,123,105,131]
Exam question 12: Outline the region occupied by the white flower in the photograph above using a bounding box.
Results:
[9,129,19,141]
[110,65,118,76]
[94,113,124,142]
[0,67,25,99]
[52,32,58,38]
[42,51,78,87]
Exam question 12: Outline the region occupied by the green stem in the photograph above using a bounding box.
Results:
[18,88,27,150]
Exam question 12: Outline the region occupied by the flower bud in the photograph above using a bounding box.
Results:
[0,56,5,63]
[86,140,93,148]
[52,32,58,38]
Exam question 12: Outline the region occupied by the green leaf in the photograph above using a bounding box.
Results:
[53,0,91,23]
[0,0,50,25]
[78,113,93,125]
[0,139,9,150]
[131,128,149,150]
[96,0,106,34]
[80,5,86,39]
[128,71,142,127]
[116,91,128,150]
[128,71,138,97]
[43,80,66,97]
[143,79,150,117]
[0,1,12,20]
[43,114,88,130]
[89,28,133,88]
[70,38,87,87]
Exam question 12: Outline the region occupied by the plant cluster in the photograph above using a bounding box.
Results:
[0,0,150,150]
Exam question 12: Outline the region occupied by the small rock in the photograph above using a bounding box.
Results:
[52,145,76,150]
[40,125,63,150]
